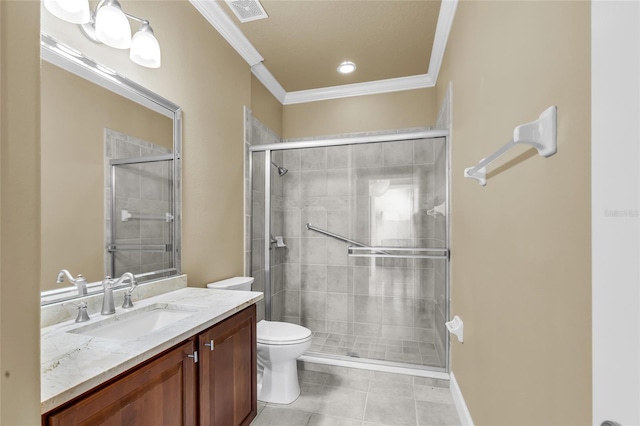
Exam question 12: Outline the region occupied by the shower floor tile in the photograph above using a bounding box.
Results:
[309,331,443,368]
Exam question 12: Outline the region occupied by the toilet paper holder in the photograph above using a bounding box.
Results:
[445,315,464,343]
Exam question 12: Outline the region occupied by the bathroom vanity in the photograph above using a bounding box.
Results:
[41,281,263,425]
[37,32,263,425]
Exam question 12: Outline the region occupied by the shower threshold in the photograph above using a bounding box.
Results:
[309,331,444,367]
[299,352,449,381]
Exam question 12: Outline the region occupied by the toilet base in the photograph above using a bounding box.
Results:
[257,358,301,404]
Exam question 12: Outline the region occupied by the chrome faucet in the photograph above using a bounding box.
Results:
[101,272,136,315]
[56,269,88,296]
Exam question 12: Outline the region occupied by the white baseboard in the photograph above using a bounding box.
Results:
[450,372,474,425]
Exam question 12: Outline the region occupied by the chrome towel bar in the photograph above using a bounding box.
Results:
[107,243,171,252]
[347,246,449,260]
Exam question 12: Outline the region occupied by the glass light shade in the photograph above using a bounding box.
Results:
[44,0,90,24]
[130,27,161,68]
[94,1,131,49]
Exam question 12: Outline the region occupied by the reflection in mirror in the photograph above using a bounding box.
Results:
[108,147,174,278]
[40,34,182,305]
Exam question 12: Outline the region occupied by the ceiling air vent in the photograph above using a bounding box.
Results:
[225,0,269,23]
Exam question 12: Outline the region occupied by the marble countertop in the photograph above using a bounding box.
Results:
[41,287,263,414]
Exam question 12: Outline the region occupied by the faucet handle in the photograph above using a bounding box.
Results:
[75,302,90,323]
[126,277,138,295]
[122,276,137,308]
[122,293,134,309]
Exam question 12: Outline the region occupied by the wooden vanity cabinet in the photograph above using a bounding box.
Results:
[43,305,257,426]
[45,339,197,426]
[198,303,257,426]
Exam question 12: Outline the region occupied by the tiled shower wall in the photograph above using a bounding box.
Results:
[245,108,449,367]
[105,128,172,278]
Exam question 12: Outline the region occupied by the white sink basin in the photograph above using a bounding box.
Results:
[70,304,199,341]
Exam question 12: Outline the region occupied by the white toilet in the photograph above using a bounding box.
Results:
[206,277,312,404]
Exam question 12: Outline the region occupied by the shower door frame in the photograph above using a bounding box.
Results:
[249,129,451,375]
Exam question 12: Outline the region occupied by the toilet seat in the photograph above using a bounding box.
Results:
[257,320,311,346]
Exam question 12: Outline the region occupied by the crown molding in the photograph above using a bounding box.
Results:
[191,0,458,105]
[189,0,263,66]
[251,63,287,103]
[427,0,458,83]
[283,74,434,105]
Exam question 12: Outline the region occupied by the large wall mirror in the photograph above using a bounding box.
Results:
[40,34,182,305]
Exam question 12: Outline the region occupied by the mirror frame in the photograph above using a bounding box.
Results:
[40,33,182,305]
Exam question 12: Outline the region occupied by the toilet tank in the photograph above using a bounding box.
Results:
[206,276,254,291]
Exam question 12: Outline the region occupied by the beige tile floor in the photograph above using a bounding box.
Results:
[251,365,460,426]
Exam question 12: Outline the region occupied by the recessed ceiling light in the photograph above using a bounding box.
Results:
[337,61,356,74]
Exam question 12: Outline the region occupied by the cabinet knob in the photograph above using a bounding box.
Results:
[187,351,198,363]
[204,340,214,351]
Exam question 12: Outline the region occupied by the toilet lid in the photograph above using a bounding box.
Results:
[257,320,312,345]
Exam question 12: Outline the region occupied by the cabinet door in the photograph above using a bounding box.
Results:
[198,305,257,426]
[45,339,197,426]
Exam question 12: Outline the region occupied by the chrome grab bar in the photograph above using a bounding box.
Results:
[305,223,370,248]
[306,223,448,259]
[348,246,449,260]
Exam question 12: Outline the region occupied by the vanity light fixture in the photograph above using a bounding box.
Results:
[92,0,132,49]
[44,0,91,24]
[44,0,161,68]
[337,61,357,74]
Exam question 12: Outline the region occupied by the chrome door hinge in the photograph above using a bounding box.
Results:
[204,339,214,351]
[188,350,198,363]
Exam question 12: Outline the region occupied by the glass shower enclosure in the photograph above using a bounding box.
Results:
[108,154,177,281]
[250,130,449,372]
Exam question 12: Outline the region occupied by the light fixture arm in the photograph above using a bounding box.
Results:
[122,13,149,25]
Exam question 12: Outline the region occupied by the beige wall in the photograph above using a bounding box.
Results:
[0,1,41,424]
[251,75,283,137]
[3,0,256,419]
[42,0,252,288]
[41,62,173,290]
[282,88,437,139]
[437,1,591,424]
